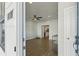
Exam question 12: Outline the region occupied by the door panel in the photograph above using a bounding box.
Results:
[5,3,16,56]
[64,6,76,56]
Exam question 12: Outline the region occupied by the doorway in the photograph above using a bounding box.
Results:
[42,25,49,39]
[25,2,58,56]
[16,3,76,56]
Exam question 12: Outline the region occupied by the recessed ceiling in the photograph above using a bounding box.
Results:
[26,2,58,21]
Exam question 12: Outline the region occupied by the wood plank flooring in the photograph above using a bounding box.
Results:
[26,38,58,56]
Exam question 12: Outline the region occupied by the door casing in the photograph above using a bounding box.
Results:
[16,2,26,56]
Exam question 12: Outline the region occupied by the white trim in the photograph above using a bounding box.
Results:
[16,2,26,56]
[22,2,26,56]
[16,2,23,56]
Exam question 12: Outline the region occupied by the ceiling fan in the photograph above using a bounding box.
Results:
[32,15,42,21]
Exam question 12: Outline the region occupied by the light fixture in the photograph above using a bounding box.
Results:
[29,0,32,4]
[33,17,37,21]
[32,15,37,21]
[32,15,42,21]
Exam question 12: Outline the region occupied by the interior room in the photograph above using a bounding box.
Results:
[26,2,58,56]
[0,2,78,56]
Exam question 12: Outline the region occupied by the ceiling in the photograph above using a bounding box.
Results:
[26,2,58,22]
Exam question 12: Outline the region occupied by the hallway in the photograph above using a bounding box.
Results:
[26,38,58,56]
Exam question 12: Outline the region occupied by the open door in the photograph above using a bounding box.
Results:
[5,2,26,56]
[5,3,17,56]
[42,25,49,39]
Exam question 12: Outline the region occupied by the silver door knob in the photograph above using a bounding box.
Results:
[66,38,70,40]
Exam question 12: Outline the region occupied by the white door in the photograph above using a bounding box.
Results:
[64,6,77,56]
[5,3,16,56]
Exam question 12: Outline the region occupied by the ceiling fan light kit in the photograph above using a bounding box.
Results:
[32,15,42,21]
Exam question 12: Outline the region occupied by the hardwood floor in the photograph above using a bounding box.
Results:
[26,38,58,56]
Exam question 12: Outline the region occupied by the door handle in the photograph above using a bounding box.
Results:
[23,46,26,50]
[14,46,16,52]
[66,38,70,40]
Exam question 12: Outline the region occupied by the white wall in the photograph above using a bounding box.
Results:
[26,19,58,40]
[58,2,64,56]
[37,19,58,40]
[26,21,37,40]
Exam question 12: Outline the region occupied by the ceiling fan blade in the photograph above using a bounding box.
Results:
[34,15,37,17]
[37,18,40,20]
[32,15,42,20]
[38,17,42,18]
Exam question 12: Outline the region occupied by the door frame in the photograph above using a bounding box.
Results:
[41,25,49,39]
[16,2,26,56]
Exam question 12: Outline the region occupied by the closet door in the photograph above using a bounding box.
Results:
[64,6,76,56]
